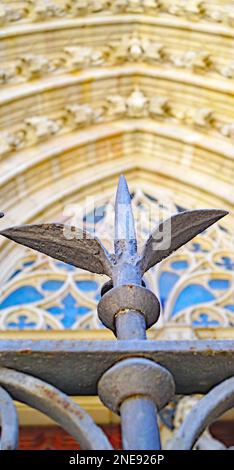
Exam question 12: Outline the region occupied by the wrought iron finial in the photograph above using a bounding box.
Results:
[0,177,228,285]
[1,174,227,336]
[0,176,228,285]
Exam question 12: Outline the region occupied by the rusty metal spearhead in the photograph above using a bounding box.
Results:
[0,177,228,287]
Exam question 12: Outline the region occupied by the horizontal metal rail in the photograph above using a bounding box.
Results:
[0,340,233,395]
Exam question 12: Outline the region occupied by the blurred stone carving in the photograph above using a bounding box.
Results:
[126,89,149,117]
[0,37,233,87]
[164,0,205,20]
[204,4,223,23]
[65,104,96,127]
[34,0,68,20]
[184,1,205,21]
[186,107,214,129]
[17,54,53,79]
[0,3,29,24]
[219,123,234,140]
[0,67,16,85]
[107,90,171,119]
[109,33,165,63]
[63,46,104,69]
[107,90,149,118]
[225,5,234,28]
[67,0,93,15]
[149,96,171,118]
[0,0,232,26]
[24,116,61,141]
[1,93,233,158]
[0,131,25,156]
[106,95,127,117]
[220,62,234,79]
[112,0,161,14]
[171,51,212,73]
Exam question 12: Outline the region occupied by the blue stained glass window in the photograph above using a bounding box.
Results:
[76,280,98,292]
[95,292,101,301]
[159,271,179,308]
[23,261,34,267]
[191,242,208,253]
[7,315,37,329]
[55,261,75,272]
[224,304,234,312]
[208,279,230,290]
[47,293,90,328]
[215,256,234,271]
[47,306,62,315]
[8,269,22,280]
[193,313,220,327]
[0,286,43,310]
[172,284,215,315]
[170,260,188,270]
[42,280,64,291]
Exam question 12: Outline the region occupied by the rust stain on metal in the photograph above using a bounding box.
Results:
[40,386,85,419]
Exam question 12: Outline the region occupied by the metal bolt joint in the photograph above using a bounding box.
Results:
[98,358,175,415]
[97,284,160,333]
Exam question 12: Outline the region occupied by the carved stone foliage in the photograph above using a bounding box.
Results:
[17,54,54,80]
[65,104,102,127]
[0,116,60,157]
[0,88,233,157]
[170,50,213,74]
[24,116,61,141]
[107,33,166,64]
[0,131,25,156]
[63,46,105,69]
[0,33,233,87]
[0,1,234,26]
[0,190,233,331]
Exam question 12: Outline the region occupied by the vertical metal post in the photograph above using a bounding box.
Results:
[115,311,161,449]
[120,397,161,450]
[112,176,162,449]
[115,311,146,340]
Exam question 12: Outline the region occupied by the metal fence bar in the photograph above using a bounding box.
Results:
[170,376,234,450]
[0,367,112,450]
[0,385,18,450]
[120,397,161,450]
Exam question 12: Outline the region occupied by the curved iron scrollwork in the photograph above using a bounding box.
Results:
[0,385,18,450]
[170,376,234,450]
[0,367,113,450]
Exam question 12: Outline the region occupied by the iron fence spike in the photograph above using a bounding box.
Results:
[114,175,137,258]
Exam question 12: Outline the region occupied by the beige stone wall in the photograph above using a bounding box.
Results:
[0,1,233,287]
